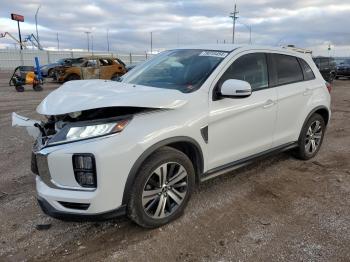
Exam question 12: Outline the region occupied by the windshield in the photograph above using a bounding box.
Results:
[121,49,228,93]
[57,58,66,64]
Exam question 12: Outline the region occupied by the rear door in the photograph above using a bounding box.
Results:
[99,59,115,79]
[271,54,317,146]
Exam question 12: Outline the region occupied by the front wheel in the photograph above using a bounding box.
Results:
[295,113,325,160]
[65,74,80,82]
[127,147,195,228]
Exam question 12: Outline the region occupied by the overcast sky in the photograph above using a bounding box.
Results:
[1,0,350,56]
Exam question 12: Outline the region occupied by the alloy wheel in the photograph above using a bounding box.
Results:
[305,120,323,154]
[142,162,188,219]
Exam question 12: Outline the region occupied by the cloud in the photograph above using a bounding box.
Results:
[0,0,349,56]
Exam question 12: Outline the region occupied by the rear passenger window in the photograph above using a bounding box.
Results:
[219,53,268,91]
[299,59,315,81]
[274,54,303,85]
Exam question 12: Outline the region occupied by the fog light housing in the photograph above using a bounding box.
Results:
[72,154,97,188]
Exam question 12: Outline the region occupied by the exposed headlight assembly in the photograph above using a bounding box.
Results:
[47,117,130,146]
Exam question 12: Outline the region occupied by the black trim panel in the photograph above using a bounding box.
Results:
[38,197,126,221]
[201,142,298,182]
[200,126,208,144]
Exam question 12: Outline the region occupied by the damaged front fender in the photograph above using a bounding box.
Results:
[12,112,40,139]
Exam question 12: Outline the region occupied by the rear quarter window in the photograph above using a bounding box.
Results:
[299,59,316,81]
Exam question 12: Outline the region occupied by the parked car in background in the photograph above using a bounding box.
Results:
[14,45,331,228]
[40,58,85,78]
[313,56,337,82]
[335,59,350,79]
[125,64,137,72]
[54,56,127,83]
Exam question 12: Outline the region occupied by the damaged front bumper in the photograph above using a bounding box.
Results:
[13,112,136,221]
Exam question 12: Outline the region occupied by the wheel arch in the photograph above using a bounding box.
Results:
[122,136,204,205]
[299,106,330,140]
[64,73,80,82]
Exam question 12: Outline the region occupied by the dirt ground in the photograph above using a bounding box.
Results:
[0,71,349,262]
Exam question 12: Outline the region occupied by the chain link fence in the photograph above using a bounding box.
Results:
[0,49,151,70]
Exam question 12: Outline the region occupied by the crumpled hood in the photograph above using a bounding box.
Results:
[37,80,188,115]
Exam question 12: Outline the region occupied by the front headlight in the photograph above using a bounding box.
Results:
[47,118,130,146]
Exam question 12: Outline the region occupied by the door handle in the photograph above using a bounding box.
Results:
[263,99,275,109]
[303,88,312,96]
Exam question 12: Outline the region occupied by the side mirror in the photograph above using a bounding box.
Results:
[220,79,252,98]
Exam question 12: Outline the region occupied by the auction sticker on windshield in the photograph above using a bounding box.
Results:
[199,51,228,58]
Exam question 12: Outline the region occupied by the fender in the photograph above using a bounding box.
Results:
[121,136,204,205]
[298,105,330,141]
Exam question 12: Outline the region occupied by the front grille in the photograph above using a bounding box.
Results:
[31,152,39,175]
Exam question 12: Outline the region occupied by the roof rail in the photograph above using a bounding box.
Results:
[282,45,312,54]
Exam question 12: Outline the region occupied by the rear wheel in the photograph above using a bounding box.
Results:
[295,113,325,160]
[48,69,54,78]
[128,147,195,228]
[33,83,43,91]
[111,73,122,81]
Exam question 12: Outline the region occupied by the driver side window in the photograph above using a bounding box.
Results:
[218,53,269,91]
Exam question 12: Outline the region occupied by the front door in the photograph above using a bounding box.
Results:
[208,52,277,170]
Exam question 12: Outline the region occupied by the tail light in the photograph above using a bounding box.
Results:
[72,154,97,188]
[325,82,332,93]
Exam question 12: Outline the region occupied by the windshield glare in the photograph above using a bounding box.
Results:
[121,49,228,93]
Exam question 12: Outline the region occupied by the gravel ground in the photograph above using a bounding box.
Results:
[0,71,349,262]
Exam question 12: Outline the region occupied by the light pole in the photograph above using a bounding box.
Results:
[35,5,41,47]
[91,34,94,54]
[150,32,153,54]
[239,22,252,44]
[84,31,91,52]
[107,29,110,52]
[56,32,59,51]
[229,3,239,44]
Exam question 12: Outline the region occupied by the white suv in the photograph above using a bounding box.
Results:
[13,45,331,228]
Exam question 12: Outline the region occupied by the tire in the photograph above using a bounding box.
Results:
[65,74,80,82]
[127,146,195,228]
[33,84,43,91]
[335,76,340,80]
[111,73,121,81]
[48,69,54,78]
[295,113,326,160]
[15,85,24,92]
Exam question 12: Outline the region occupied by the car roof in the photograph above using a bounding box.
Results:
[83,56,115,59]
[174,44,308,57]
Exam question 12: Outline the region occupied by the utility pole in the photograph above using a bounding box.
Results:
[84,31,91,52]
[35,5,41,47]
[107,29,110,52]
[56,32,59,51]
[229,3,239,44]
[150,32,153,54]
